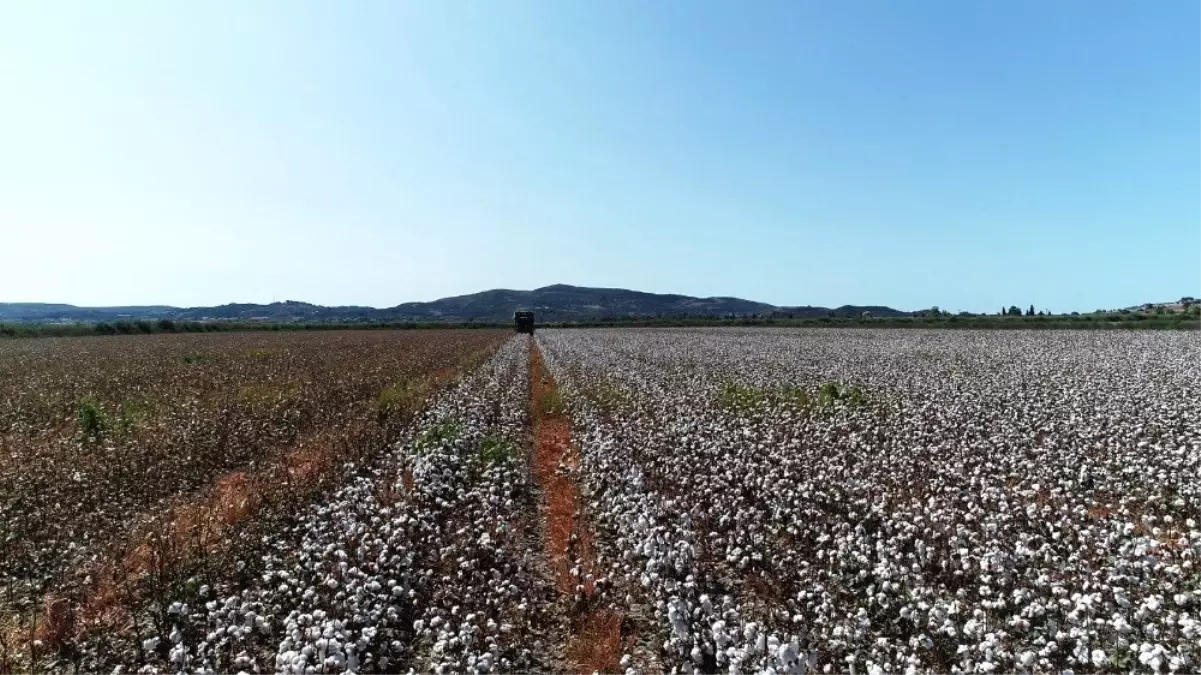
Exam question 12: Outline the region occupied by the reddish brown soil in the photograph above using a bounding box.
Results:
[529,343,624,674]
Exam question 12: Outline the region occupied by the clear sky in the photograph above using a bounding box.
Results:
[1,1,1197,312]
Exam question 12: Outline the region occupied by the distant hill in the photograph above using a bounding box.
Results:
[0,284,910,324]
[384,284,791,322]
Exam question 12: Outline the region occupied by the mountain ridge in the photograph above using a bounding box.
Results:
[0,284,910,323]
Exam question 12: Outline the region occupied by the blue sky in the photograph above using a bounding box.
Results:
[1,1,1197,312]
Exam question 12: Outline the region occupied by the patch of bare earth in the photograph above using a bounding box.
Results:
[529,342,626,675]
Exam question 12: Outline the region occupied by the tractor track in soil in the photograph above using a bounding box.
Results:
[528,340,628,674]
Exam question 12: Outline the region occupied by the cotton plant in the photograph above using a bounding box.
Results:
[128,340,557,673]
[537,327,1201,673]
[94,328,1201,673]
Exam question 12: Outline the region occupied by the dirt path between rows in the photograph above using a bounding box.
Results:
[529,341,626,674]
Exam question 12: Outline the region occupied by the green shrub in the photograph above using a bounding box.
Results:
[589,379,628,413]
[77,397,108,438]
[779,385,814,409]
[717,382,770,413]
[415,419,461,453]
[540,390,566,417]
[377,379,421,418]
[480,435,517,465]
[818,381,842,406]
[117,398,153,434]
[818,381,869,407]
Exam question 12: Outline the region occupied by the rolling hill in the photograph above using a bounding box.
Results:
[0,284,909,324]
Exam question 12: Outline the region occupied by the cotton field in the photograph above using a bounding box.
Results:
[116,337,558,674]
[3,327,1198,674]
[0,330,509,672]
[537,328,1201,674]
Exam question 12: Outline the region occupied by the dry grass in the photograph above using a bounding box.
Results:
[566,611,624,674]
[0,614,30,674]
[37,597,75,653]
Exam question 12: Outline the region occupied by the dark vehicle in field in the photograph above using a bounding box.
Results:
[514,311,535,334]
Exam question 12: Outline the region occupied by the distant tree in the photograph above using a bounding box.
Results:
[1007,306,1023,316]
[1027,305,1036,316]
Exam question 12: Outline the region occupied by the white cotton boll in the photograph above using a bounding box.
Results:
[712,620,728,645]
[1140,651,1163,671]
[1112,615,1133,634]
[168,643,186,664]
[142,637,160,652]
[668,599,690,638]
[777,642,800,672]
